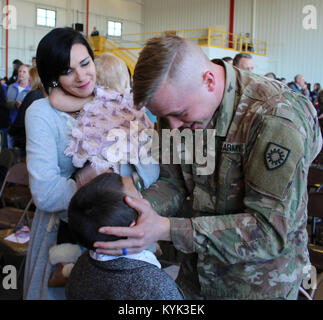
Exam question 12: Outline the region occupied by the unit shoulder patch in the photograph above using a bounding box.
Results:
[264,142,290,171]
[245,116,304,201]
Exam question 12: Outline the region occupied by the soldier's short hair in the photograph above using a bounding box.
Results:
[233,53,252,67]
[133,35,188,108]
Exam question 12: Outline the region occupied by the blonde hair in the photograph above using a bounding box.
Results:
[94,53,130,95]
[29,67,47,97]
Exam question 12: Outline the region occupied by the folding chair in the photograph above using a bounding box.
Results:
[0,162,33,228]
[0,148,15,169]
[305,191,323,300]
[0,148,15,186]
[0,198,34,283]
[307,166,323,192]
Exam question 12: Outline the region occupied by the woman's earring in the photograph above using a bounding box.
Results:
[52,81,58,88]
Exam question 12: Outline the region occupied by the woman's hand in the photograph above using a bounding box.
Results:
[75,164,98,188]
[93,196,171,255]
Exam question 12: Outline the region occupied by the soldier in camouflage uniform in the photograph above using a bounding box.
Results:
[94,35,322,299]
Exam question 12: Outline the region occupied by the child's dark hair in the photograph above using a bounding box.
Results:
[36,27,94,94]
[68,172,138,250]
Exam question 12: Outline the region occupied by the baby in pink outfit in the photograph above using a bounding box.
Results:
[52,53,155,177]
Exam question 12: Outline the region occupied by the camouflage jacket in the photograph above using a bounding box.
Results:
[142,60,322,299]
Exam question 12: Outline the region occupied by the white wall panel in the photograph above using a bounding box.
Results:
[251,0,323,84]
[143,0,230,32]
[1,0,322,85]
[0,0,144,76]
[233,0,252,37]
[143,0,323,86]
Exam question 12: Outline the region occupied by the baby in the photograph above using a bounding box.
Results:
[47,53,160,287]
[51,52,158,185]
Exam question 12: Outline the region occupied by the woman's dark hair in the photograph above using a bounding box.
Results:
[36,27,94,94]
[68,172,138,250]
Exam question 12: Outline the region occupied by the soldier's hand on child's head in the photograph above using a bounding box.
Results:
[93,196,171,256]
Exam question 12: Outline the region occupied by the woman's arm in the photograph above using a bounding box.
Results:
[49,87,93,112]
[25,102,77,212]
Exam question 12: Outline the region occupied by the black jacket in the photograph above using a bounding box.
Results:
[0,85,10,129]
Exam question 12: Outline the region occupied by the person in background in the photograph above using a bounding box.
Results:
[311,83,321,105]
[221,57,233,64]
[6,64,31,125]
[233,53,254,72]
[32,56,37,67]
[288,74,306,94]
[279,77,287,85]
[304,83,311,100]
[1,77,8,96]
[317,89,323,117]
[8,67,47,156]
[6,59,23,86]
[91,27,99,36]
[0,84,10,131]
[264,72,277,80]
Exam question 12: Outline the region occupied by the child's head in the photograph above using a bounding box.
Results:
[94,53,130,94]
[68,172,140,250]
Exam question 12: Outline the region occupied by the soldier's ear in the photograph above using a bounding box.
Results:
[202,70,216,92]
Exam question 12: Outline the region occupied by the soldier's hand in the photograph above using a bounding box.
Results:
[94,196,171,255]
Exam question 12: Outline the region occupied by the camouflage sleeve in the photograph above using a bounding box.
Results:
[141,117,188,217]
[142,163,187,217]
[170,100,323,263]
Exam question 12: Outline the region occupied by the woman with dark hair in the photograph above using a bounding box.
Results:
[23,27,96,300]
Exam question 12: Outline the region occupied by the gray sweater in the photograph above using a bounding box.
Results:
[66,251,183,300]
